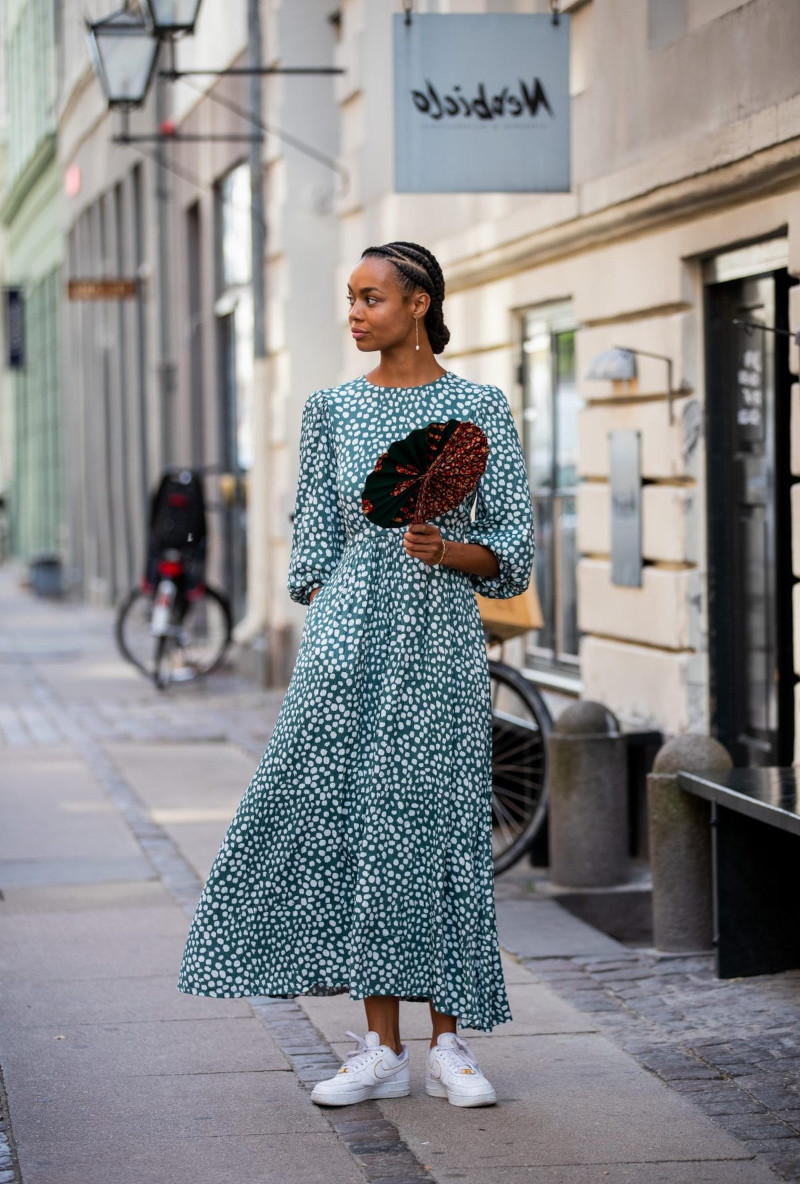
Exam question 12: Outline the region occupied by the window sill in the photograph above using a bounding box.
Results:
[521,665,583,696]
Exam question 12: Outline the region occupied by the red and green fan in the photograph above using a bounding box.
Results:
[361,419,489,527]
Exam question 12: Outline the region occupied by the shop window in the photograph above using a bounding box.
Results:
[519,305,582,682]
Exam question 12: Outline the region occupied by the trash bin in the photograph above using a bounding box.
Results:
[30,552,63,598]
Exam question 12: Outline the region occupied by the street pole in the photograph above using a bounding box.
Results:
[249,0,265,368]
[232,0,270,672]
[155,38,175,469]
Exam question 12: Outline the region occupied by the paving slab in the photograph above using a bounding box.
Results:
[0,879,174,915]
[0,748,152,887]
[6,1066,329,1139]
[5,1071,344,1184]
[444,1162,776,1183]
[0,1014,288,1082]
[15,1130,364,1184]
[0,856,155,888]
[0,901,192,982]
[105,741,253,878]
[1,971,252,1027]
[34,657,155,703]
[496,898,627,960]
[372,1032,770,1170]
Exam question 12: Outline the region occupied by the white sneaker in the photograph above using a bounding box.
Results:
[310,1030,411,1106]
[426,1032,497,1107]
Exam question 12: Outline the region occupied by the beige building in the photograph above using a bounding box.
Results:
[51,0,799,765]
[268,0,800,766]
[56,0,340,650]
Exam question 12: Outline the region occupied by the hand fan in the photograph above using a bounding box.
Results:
[361,419,488,527]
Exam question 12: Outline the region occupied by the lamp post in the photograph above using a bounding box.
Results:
[86,7,159,108]
[142,0,203,35]
[86,5,178,469]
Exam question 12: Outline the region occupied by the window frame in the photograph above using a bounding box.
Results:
[517,302,583,691]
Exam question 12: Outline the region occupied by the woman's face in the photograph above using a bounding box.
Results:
[347,256,428,353]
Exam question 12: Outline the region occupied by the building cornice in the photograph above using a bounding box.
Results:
[445,135,800,293]
[0,134,58,226]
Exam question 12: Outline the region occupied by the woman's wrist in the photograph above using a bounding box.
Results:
[437,539,499,579]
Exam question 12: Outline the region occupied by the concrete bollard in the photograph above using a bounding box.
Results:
[647,734,733,953]
[548,701,629,889]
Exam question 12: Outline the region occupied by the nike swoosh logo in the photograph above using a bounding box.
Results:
[373,1058,403,1081]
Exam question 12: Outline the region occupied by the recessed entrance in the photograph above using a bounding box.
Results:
[704,239,797,766]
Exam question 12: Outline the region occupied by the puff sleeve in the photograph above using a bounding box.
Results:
[463,385,535,599]
[286,389,347,606]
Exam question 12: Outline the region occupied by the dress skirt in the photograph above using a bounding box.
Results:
[176,371,535,1032]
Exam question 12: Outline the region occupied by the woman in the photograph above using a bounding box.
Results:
[177,240,535,1110]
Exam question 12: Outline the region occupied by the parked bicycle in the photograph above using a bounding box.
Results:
[115,468,232,690]
[483,614,552,874]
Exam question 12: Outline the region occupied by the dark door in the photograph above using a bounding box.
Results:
[705,269,796,766]
[217,310,248,624]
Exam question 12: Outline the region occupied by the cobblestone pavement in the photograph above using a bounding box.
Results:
[0,1063,21,1184]
[518,943,800,1182]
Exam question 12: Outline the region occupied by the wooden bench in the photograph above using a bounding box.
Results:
[677,768,800,979]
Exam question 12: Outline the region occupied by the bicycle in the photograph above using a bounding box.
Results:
[486,627,552,874]
[115,546,233,690]
[116,467,233,690]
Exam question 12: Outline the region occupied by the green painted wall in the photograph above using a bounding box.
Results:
[2,0,64,561]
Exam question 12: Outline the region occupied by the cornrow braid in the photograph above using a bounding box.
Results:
[361,240,451,354]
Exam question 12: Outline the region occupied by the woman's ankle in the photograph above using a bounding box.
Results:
[375,1034,403,1056]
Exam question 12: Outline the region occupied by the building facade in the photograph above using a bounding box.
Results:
[1,0,64,568]
[268,0,799,762]
[7,0,797,765]
[54,0,340,664]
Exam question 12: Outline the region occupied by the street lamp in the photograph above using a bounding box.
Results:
[86,7,159,109]
[143,0,203,36]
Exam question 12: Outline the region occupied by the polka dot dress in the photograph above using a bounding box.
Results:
[177,371,536,1032]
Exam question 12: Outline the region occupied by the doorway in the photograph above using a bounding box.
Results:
[704,242,796,766]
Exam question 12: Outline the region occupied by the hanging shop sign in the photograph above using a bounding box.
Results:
[394,13,570,194]
[4,287,24,370]
[67,278,138,301]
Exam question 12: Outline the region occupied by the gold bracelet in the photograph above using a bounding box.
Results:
[437,539,448,565]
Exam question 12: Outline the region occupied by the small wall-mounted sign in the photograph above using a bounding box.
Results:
[394,13,571,193]
[609,429,642,588]
[735,342,765,443]
[4,287,24,370]
[67,278,138,301]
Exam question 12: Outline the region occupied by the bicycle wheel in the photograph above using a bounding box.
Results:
[115,585,232,685]
[168,586,232,679]
[488,660,552,874]
[115,588,158,678]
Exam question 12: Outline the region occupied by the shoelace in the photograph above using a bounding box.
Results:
[340,1030,395,1074]
[436,1035,481,1074]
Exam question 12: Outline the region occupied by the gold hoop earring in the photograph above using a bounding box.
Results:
[415,317,420,351]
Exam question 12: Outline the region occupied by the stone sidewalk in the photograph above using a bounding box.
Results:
[0,561,796,1183]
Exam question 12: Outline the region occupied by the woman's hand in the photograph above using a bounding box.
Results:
[403,523,444,566]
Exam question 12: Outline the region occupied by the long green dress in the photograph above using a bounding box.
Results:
[177,370,535,1032]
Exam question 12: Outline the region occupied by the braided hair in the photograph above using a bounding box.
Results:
[360,241,451,354]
